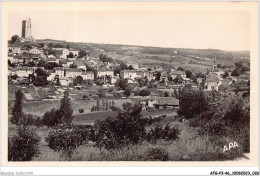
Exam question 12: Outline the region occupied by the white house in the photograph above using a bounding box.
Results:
[59,77,73,86]
[54,67,65,77]
[70,49,79,57]
[53,48,70,59]
[82,71,94,80]
[120,70,138,79]
[16,67,34,77]
[29,48,41,54]
[97,68,114,78]
[8,45,21,54]
[65,68,82,78]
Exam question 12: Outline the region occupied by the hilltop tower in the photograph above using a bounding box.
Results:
[21,18,34,41]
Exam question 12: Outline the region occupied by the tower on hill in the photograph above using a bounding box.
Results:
[21,18,34,41]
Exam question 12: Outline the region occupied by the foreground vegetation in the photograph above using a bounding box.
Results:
[8,84,250,161]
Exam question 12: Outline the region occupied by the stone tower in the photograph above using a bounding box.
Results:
[21,18,32,39]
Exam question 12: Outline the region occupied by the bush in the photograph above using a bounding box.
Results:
[82,95,88,99]
[146,123,180,142]
[110,105,120,111]
[94,105,147,150]
[79,108,84,113]
[8,127,40,161]
[142,147,169,161]
[45,124,94,157]
[18,114,35,126]
[42,108,60,127]
[139,89,150,96]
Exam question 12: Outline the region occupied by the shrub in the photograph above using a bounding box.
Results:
[42,108,60,127]
[82,95,88,99]
[8,127,40,161]
[178,85,208,118]
[110,105,120,111]
[142,147,169,161]
[34,116,43,128]
[79,108,84,113]
[18,114,34,126]
[146,123,180,142]
[94,105,147,150]
[45,124,94,157]
[139,89,150,96]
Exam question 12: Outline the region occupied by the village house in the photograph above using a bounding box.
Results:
[53,48,70,59]
[170,70,186,80]
[8,45,21,54]
[8,67,17,76]
[46,69,56,81]
[82,71,94,80]
[16,67,34,77]
[196,77,203,85]
[97,68,114,78]
[59,77,73,86]
[29,48,41,54]
[69,49,79,57]
[73,61,86,70]
[65,68,82,78]
[54,67,65,77]
[204,73,221,91]
[120,70,138,80]
[46,58,59,64]
[148,97,179,109]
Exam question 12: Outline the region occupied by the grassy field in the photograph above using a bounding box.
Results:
[8,98,133,116]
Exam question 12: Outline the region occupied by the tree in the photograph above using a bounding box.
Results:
[66,44,70,50]
[42,108,60,127]
[120,63,128,70]
[114,66,121,76]
[177,67,184,71]
[56,77,61,86]
[231,68,241,76]
[27,61,36,67]
[44,62,61,69]
[222,71,229,78]
[33,76,49,86]
[164,91,169,97]
[11,90,23,125]
[174,89,179,99]
[78,50,87,58]
[178,86,208,118]
[37,60,46,67]
[235,61,243,69]
[128,65,134,70]
[217,64,222,68]
[33,68,49,86]
[73,76,83,85]
[70,63,77,68]
[98,88,105,98]
[58,91,73,124]
[139,89,151,96]
[185,70,193,78]
[8,127,40,161]
[115,79,128,90]
[124,86,133,97]
[67,52,74,58]
[94,104,145,149]
[155,72,161,81]
[174,74,182,84]
[10,35,19,44]
[35,68,47,77]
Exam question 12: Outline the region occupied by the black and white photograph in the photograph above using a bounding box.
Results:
[1,1,259,171]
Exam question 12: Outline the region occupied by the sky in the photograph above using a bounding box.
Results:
[8,10,250,51]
